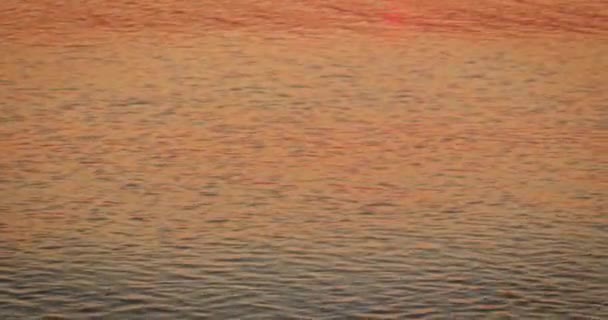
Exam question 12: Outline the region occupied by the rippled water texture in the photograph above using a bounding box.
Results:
[1,1,607,319]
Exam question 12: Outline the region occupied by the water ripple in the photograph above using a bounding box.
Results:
[1,1,607,318]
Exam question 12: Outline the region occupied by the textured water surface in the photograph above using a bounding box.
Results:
[1,1,607,319]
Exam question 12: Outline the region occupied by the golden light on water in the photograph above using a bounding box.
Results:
[1,0,607,318]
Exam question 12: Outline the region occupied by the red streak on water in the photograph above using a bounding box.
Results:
[383,12,404,25]
[382,0,406,25]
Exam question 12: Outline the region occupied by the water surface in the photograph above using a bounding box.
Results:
[1,1,607,319]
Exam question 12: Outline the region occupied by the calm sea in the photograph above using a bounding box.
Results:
[1,1,607,319]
